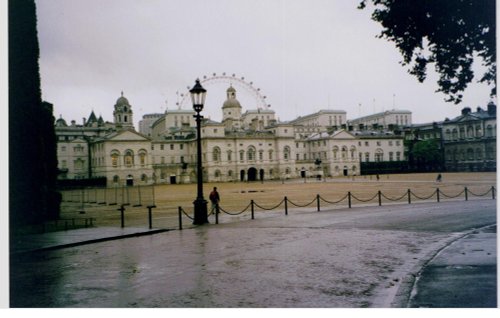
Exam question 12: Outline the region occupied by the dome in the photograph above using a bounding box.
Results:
[223,98,241,109]
[222,85,241,109]
[115,91,130,107]
[55,116,67,127]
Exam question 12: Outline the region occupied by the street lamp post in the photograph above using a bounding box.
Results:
[190,79,209,225]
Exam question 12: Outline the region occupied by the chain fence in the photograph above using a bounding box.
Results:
[55,185,495,233]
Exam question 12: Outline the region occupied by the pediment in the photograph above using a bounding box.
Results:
[107,129,150,142]
[331,130,355,139]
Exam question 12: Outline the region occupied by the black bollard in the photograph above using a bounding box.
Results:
[147,205,156,229]
[118,205,125,228]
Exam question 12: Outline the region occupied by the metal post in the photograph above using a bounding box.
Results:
[178,206,183,230]
[437,188,440,202]
[378,190,382,206]
[147,205,156,229]
[118,205,125,228]
[215,204,219,224]
[492,186,496,200]
[316,194,320,211]
[193,111,208,225]
[251,200,255,219]
[465,187,468,201]
[348,191,352,208]
[408,189,411,204]
[284,196,288,215]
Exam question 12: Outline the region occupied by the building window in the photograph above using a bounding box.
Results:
[170,144,174,150]
[160,144,164,150]
[74,144,84,153]
[74,158,84,170]
[445,129,451,140]
[227,150,232,162]
[139,151,146,166]
[365,152,370,162]
[459,127,465,139]
[396,152,401,161]
[486,125,493,137]
[239,151,244,162]
[467,148,474,160]
[350,147,356,159]
[124,150,134,167]
[476,148,482,159]
[283,146,290,160]
[111,151,120,168]
[365,141,369,146]
[213,147,221,162]
[341,146,348,159]
[375,149,383,162]
[389,152,394,161]
[247,147,256,161]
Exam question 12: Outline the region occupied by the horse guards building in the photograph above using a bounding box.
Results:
[54,85,496,186]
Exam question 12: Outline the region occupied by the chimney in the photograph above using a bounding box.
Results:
[487,102,496,115]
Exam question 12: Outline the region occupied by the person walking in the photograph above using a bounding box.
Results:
[209,187,220,213]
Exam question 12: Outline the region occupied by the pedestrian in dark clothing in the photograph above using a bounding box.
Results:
[436,173,442,182]
[209,187,220,212]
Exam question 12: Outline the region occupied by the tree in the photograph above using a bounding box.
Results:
[9,0,60,232]
[412,139,443,171]
[359,0,496,104]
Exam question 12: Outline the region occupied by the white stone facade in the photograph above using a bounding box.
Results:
[55,87,407,185]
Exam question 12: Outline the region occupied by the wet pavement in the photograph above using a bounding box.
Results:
[409,225,497,307]
[9,200,497,308]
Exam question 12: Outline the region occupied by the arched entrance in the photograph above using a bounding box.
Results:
[248,167,257,181]
[343,166,348,176]
[126,175,134,186]
[240,170,245,182]
[259,169,265,181]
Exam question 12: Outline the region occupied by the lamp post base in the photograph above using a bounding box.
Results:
[193,198,208,225]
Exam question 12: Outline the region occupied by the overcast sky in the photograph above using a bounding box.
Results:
[35,0,494,128]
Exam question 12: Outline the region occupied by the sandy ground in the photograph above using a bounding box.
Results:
[58,172,496,229]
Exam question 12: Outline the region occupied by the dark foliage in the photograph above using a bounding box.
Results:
[9,0,60,230]
[359,0,496,104]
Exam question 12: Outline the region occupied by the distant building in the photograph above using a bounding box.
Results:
[55,87,414,185]
[348,109,412,130]
[442,103,496,172]
[138,113,163,137]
